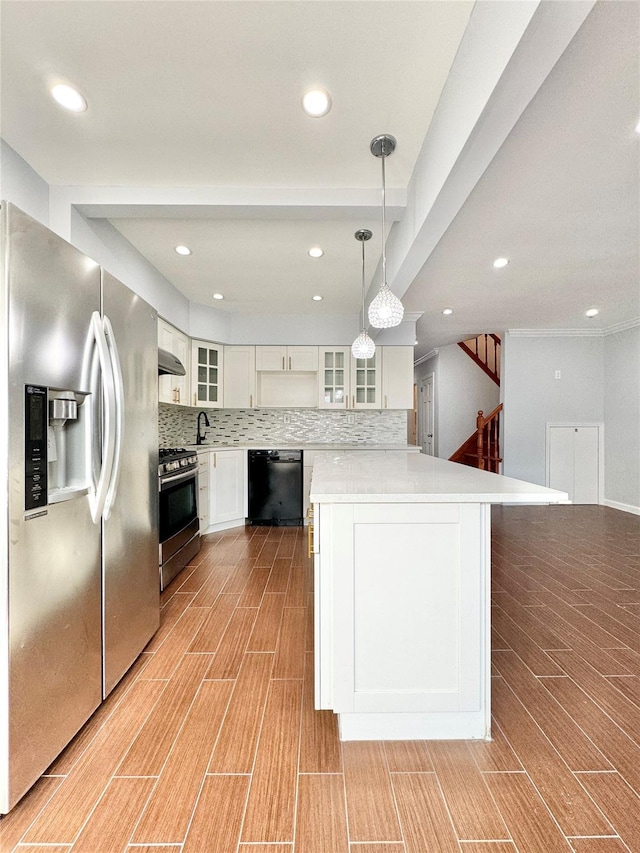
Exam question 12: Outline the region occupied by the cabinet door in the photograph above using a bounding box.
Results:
[197,452,210,532]
[573,427,599,504]
[210,450,246,524]
[319,502,484,715]
[158,319,190,406]
[350,350,381,409]
[548,425,599,504]
[288,346,318,372]
[224,346,256,408]
[191,341,224,408]
[256,346,286,371]
[381,346,414,409]
[303,451,316,518]
[318,348,350,409]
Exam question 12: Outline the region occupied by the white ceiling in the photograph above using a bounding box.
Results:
[1,0,638,354]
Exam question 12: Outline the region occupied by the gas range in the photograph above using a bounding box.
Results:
[158,447,198,477]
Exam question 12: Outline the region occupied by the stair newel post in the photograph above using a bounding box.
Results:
[476,410,485,470]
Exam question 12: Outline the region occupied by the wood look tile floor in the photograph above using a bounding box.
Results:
[2,505,640,852]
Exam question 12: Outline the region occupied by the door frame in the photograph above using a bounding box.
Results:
[545,422,604,505]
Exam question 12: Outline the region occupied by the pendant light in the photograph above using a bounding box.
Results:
[351,229,376,359]
[367,134,404,329]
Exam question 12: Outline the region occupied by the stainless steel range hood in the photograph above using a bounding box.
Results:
[158,348,186,376]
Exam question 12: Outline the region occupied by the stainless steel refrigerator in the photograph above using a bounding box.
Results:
[0,202,159,813]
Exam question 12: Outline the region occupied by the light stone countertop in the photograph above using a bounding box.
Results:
[185,443,420,453]
[309,450,569,504]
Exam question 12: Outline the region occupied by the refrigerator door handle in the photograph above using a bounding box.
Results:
[88,311,116,524]
[102,314,125,521]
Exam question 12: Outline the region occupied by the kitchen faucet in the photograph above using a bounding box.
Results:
[196,411,210,445]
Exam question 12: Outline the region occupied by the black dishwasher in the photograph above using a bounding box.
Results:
[247,449,303,525]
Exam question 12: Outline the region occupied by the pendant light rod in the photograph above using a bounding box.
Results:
[352,228,375,360]
[355,227,372,323]
[370,134,396,287]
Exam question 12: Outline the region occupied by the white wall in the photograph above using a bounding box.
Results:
[415,343,500,459]
[1,140,50,226]
[70,212,190,331]
[502,333,605,487]
[603,325,640,511]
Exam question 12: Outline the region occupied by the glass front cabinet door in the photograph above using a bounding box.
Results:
[350,350,381,409]
[318,347,350,409]
[191,341,224,408]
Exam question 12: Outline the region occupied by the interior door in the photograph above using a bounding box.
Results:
[420,374,435,455]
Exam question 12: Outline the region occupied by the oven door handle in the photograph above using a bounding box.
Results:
[159,468,197,491]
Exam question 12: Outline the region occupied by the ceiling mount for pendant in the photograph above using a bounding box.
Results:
[351,228,375,360]
[368,133,404,330]
[370,134,396,159]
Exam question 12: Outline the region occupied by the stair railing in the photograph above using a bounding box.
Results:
[449,403,503,473]
[458,334,501,385]
[476,403,503,472]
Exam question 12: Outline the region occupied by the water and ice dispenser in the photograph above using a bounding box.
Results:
[24,384,90,511]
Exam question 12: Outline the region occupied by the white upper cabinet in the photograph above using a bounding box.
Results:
[191,340,224,408]
[158,318,190,406]
[223,345,256,409]
[381,346,414,410]
[256,345,318,372]
[350,350,381,409]
[318,347,350,409]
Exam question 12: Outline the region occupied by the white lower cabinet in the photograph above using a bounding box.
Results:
[303,451,316,519]
[196,451,210,532]
[314,500,489,740]
[208,449,247,530]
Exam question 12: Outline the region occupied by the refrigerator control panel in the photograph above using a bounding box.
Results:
[24,385,48,511]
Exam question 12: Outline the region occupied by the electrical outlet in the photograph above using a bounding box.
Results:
[283,414,291,424]
[347,413,355,425]
[554,370,562,380]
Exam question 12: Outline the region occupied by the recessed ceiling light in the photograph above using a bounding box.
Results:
[493,257,509,269]
[308,247,324,258]
[213,293,224,300]
[302,88,332,118]
[442,308,453,315]
[175,245,191,256]
[50,83,87,113]
[585,308,599,317]
[635,118,640,134]
[312,295,323,301]
[414,339,418,345]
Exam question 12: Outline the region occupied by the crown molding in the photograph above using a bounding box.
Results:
[414,347,439,366]
[603,317,640,336]
[508,318,640,338]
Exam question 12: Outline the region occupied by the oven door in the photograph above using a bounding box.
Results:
[159,468,198,554]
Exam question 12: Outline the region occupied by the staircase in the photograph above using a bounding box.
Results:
[449,404,503,473]
[458,334,500,385]
[449,332,502,472]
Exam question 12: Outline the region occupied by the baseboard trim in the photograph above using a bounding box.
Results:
[604,499,640,516]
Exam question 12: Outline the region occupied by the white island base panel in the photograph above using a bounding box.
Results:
[338,709,489,741]
[314,501,492,741]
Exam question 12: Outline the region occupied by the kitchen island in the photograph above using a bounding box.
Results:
[309,451,568,741]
